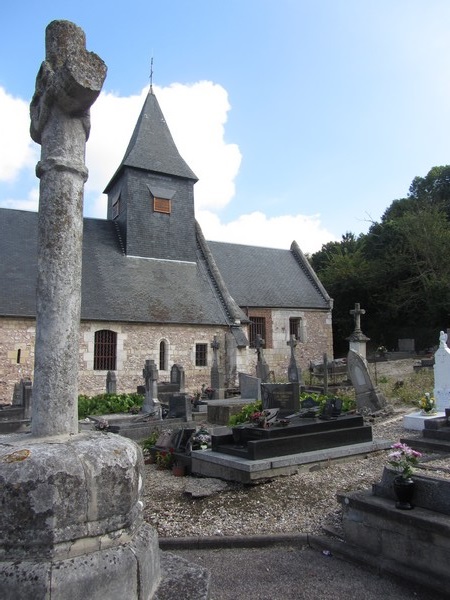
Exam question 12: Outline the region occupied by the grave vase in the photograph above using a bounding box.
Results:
[393,476,415,510]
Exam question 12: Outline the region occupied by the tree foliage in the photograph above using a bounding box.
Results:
[311,166,450,354]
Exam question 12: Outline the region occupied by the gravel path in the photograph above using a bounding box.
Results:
[142,358,449,540]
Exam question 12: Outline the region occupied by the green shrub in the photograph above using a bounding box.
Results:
[141,430,161,451]
[228,401,262,426]
[78,393,144,420]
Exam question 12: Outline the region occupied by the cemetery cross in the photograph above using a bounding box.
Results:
[30,20,107,436]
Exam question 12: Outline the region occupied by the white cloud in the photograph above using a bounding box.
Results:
[0,80,334,254]
[0,87,37,182]
[86,81,241,216]
[197,209,337,254]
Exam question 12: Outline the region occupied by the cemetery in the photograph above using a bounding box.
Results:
[1,18,450,600]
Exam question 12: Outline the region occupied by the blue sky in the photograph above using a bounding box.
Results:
[2,0,450,253]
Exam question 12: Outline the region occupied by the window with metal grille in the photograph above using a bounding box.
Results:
[153,197,171,214]
[195,343,208,367]
[249,317,266,347]
[159,340,168,371]
[94,330,117,371]
[289,317,301,340]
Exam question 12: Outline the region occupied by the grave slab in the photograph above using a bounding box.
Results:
[403,410,444,431]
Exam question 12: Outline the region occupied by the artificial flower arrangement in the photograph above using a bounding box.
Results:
[419,392,436,414]
[387,442,422,480]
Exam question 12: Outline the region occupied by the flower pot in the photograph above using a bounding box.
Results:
[393,476,415,510]
[172,465,186,477]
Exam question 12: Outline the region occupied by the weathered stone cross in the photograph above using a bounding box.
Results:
[30,20,106,437]
[350,302,365,333]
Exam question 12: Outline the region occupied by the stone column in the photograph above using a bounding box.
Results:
[30,20,106,437]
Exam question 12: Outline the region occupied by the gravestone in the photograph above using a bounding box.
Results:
[346,302,370,359]
[287,335,302,383]
[0,21,166,599]
[106,370,117,394]
[210,335,225,399]
[168,393,193,421]
[142,358,162,418]
[170,363,185,392]
[434,330,450,411]
[347,349,387,413]
[255,334,270,382]
[398,338,415,354]
[239,372,261,400]
[12,378,32,419]
[261,382,300,416]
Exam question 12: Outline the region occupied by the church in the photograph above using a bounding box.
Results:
[0,89,333,402]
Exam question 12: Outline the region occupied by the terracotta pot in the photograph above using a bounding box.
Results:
[172,465,186,477]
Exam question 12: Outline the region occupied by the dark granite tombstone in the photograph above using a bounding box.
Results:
[261,382,300,416]
[213,413,372,460]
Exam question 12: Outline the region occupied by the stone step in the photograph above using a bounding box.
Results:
[401,436,450,454]
[423,428,450,442]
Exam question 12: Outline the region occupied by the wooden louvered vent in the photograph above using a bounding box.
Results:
[154,197,171,214]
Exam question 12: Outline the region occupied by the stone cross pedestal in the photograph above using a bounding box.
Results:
[142,359,162,418]
[0,21,165,599]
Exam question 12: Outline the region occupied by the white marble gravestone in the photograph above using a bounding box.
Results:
[434,330,450,411]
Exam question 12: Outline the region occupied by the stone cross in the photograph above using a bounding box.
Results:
[30,20,107,437]
[210,335,224,397]
[211,335,220,368]
[142,359,161,416]
[255,334,270,383]
[287,335,301,383]
[350,303,365,333]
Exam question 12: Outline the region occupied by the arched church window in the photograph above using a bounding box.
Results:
[159,340,168,371]
[94,330,117,370]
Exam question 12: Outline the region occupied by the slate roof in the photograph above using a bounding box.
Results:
[207,240,331,310]
[0,209,242,325]
[104,91,197,193]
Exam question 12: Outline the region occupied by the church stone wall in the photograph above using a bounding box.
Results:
[245,308,333,382]
[0,310,332,403]
[0,318,36,404]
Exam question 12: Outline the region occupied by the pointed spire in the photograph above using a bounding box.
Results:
[104,89,197,192]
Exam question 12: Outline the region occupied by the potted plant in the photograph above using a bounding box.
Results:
[155,448,175,470]
[387,442,422,509]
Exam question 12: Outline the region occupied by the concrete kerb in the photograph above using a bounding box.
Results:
[159,533,448,598]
